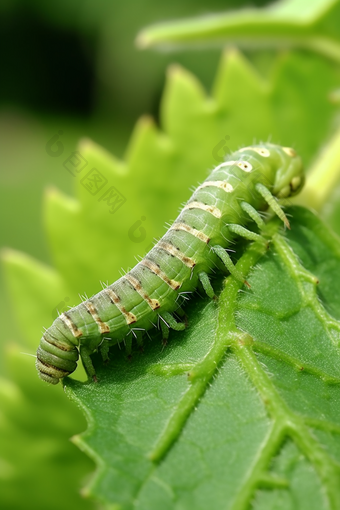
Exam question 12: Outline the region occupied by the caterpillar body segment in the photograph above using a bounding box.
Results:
[36,143,304,384]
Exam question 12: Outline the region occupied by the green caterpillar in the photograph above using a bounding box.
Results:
[36,143,304,384]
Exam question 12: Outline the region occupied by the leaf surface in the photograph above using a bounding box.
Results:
[65,207,340,509]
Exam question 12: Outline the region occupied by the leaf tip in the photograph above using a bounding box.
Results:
[135,29,151,50]
[44,185,60,199]
[137,114,155,128]
[0,247,33,268]
[70,433,82,447]
[167,62,185,78]
[77,136,94,153]
[0,247,16,263]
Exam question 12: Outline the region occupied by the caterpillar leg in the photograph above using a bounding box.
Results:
[99,340,110,364]
[125,330,143,358]
[175,306,186,318]
[240,201,265,229]
[125,335,133,358]
[212,245,250,288]
[159,311,186,345]
[255,183,290,229]
[134,330,144,349]
[160,317,170,344]
[228,224,265,242]
[161,311,186,331]
[175,306,189,328]
[198,271,216,299]
[80,345,97,382]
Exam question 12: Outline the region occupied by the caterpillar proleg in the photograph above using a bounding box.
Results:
[36,143,304,384]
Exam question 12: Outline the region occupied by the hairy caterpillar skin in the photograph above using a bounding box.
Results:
[36,144,304,384]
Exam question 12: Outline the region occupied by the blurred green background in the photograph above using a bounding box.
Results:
[1,0,339,509]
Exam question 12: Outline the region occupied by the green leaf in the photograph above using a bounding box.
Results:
[137,0,340,63]
[65,207,340,509]
[2,50,340,509]
[0,346,94,510]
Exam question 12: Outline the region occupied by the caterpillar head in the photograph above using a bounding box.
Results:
[273,146,304,199]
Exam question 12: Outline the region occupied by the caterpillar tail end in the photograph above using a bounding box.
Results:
[36,361,60,385]
[36,333,79,385]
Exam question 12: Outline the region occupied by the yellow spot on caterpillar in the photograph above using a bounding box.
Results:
[240,147,270,158]
[157,242,196,269]
[237,161,253,172]
[124,274,161,310]
[140,259,181,290]
[197,181,234,193]
[60,313,83,338]
[183,201,222,218]
[104,288,137,324]
[170,223,210,244]
[84,301,110,334]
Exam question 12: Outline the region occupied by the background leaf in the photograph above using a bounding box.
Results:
[137,0,340,64]
[0,346,94,510]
